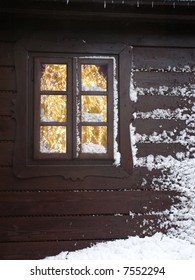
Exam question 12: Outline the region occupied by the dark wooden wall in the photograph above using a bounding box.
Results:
[0,17,194,259]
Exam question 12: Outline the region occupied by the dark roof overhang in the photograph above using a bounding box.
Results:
[1,0,195,23]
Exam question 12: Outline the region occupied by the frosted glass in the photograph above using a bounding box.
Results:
[40,95,67,122]
[81,64,107,91]
[81,95,107,122]
[40,126,66,153]
[81,126,107,153]
[40,64,67,91]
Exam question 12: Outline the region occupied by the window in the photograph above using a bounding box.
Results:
[14,40,133,180]
[34,57,114,160]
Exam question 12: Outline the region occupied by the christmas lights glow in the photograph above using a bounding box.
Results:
[40,63,108,154]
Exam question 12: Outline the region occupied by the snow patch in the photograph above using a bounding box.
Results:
[45,233,195,260]
[82,143,107,154]
[130,72,138,102]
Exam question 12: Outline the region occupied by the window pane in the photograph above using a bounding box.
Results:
[81,95,107,122]
[81,64,107,91]
[40,126,66,153]
[40,95,67,122]
[81,126,107,153]
[40,64,67,91]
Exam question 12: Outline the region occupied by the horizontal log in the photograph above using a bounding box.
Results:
[0,66,16,90]
[134,119,186,136]
[133,72,195,88]
[0,118,15,140]
[0,91,15,115]
[0,42,14,66]
[0,142,13,166]
[0,190,178,216]
[0,167,164,191]
[0,28,15,42]
[137,143,186,157]
[0,215,166,242]
[0,240,98,260]
[134,95,193,112]
[133,47,195,70]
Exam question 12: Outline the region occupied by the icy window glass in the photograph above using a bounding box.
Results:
[40,126,66,153]
[40,95,67,122]
[40,64,67,91]
[81,95,107,122]
[81,126,107,153]
[81,64,107,91]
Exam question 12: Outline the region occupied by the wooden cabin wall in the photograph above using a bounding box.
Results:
[0,19,194,259]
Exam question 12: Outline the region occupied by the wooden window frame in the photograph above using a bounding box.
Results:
[34,57,72,160]
[77,58,113,160]
[34,56,113,160]
[14,39,133,180]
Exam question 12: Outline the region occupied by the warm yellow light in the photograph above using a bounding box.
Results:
[40,64,108,154]
[82,126,107,148]
[41,64,67,91]
[82,95,107,122]
[40,126,66,153]
[81,64,107,91]
[41,95,67,122]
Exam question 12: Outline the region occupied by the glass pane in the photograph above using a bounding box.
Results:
[40,95,67,122]
[40,64,67,91]
[81,95,107,122]
[81,64,107,91]
[81,126,107,153]
[40,126,66,153]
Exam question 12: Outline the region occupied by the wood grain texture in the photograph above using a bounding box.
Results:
[0,67,16,91]
[133,72,195,88]
[0,15,193,261]
[0,190,178,216]
[0,142,13,166]
[0,43,14,66]
[0,167,163,190]
[0,118,15,140]
[137,142,186,157]
[134,95,193,112]
[0,215,167,242]
[0,92,15,115]
[133,47,195,70]
[134,119,186,136]
[0,240,99,260]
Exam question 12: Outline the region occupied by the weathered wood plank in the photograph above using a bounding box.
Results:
[137,143,186,157]
[0,43,14,66]
[0,215,166,242]
[133,47,195,70]
[0,190,178,216]
[0,67,16,91]
[0,118,15,140]
[133,72,195,88]
[0,240,98,260]
[0,167,163,191]
[134,95,193,112]
[134,119,186,136]
[0,142,13,166]
[0,91,15,115]
[0,26,15,42]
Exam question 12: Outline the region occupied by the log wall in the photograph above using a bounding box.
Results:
[0,18,194,259]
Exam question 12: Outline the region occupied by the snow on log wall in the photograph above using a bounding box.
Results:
[130,47,195,170]
[0,36,194,259]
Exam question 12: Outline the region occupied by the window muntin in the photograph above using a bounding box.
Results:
[14,42,133,180]
[34,57,114,160]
